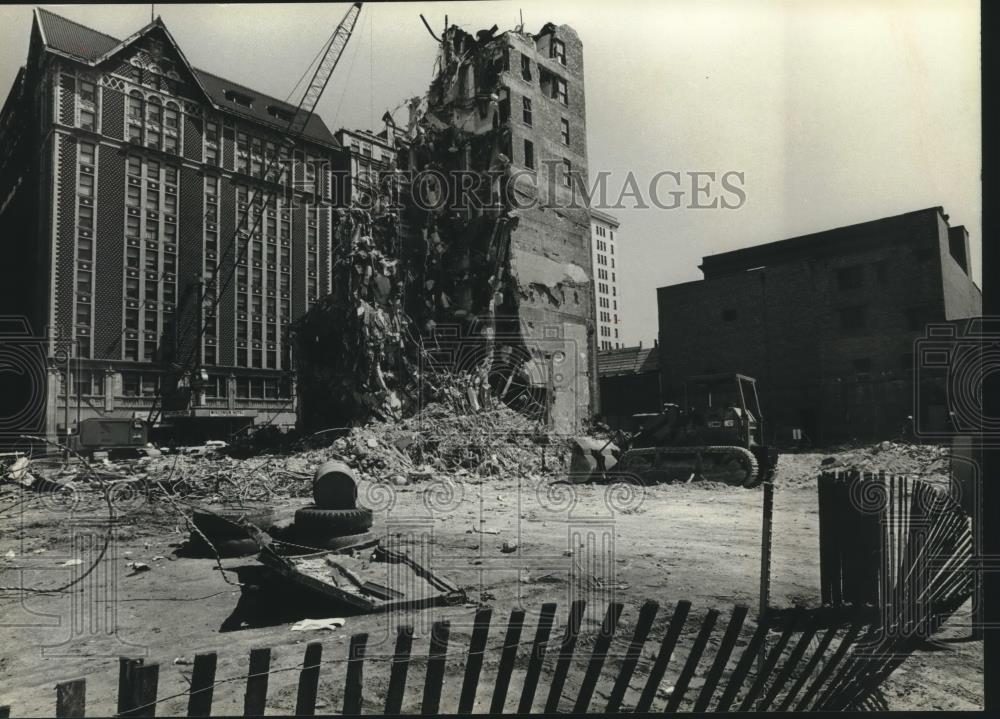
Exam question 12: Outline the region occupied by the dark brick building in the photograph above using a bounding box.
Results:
[656,207,982,443]
[597,343,661,430]
[0,10,343,439]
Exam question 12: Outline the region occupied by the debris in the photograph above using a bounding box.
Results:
[500,540,518,553]
[173,657,192,665]
[290,618,347,632]
[473,524,501,535]
[59,559,83,567]
[4,550,15,559]
[126,561,150,575]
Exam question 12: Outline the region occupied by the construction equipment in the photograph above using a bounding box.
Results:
[615,373,778,488]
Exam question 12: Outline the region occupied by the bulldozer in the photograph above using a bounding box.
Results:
[614,373,778,488]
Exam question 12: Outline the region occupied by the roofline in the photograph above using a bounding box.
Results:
[590,209,620,227]
[700,206,948,274]
[33,8,340,150]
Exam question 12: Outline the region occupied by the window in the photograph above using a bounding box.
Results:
[128,92,143,119]
[225,90,254,108]
[128,156,142,176]
[79,109,96,131]
[562,158,572,187]
[78,172,94,198]
[551,38,566,65]
[836,264,863,290]
[127,184,140,207]
[126,216,140,237]
[838,305,866,331]
[164,103,179,129]
[78,204,93,231]
[79,142,95,166]
[560,118,570,145]
[554,78,568,105]
[723,309,737,322]
[165,166,177,185]
[522,97,532,125]
[523,139,535,170]
[521,53,532,82]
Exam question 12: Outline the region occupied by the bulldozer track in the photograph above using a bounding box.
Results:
[619,445,760,487]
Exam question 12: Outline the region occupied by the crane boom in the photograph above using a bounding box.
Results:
[147,2,363,428]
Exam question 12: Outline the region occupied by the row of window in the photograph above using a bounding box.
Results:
[599,340,622,350]
[127,91,181,154]
[597,282,616,296]
[595,225,616,240]
[597,296,618,310]
[598,311,619,324]
[518,52,569,106]
[595,254,614,268]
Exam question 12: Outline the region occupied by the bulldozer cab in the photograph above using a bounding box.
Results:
[684,373,764,448]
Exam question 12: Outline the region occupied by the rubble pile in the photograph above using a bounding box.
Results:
[295,23,550,432]
[303,401,567,484]
[778,441,953,488]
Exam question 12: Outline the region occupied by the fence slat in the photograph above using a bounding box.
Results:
[634,599,691,712]
[490,609,525,714]
[421,620,450,715]
[117,657,144,716]
[385,624,414,716]
[124,663,159,718]
[664,608,718,712]
[544,598,587,713]
[187,652,218,718]
[294,643,322,717]
[242,647,271,717]
[775,625,837,712]
[606,599,659,713]
[458,607,493,714]
[693,605,747,712]
[793,619,865,711]
[737,608,800,711]
[343,633,368,715]
[574,601,624,713]
[714,611,772,711]
[55,678,86,718]
[517,602,557,714]
[758,615,820,711]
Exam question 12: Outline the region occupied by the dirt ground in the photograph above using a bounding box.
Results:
[0,447,982,715]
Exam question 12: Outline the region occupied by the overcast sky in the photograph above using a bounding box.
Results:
[0,1,981,345]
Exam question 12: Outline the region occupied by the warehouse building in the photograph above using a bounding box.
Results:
[656,207,982,442]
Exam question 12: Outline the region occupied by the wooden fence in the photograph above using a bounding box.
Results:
[4,598,900,716]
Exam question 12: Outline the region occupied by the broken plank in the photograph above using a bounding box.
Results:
[758,614,820,711]
[55,678,86,718]
[635,599,692,713]
[422,620,450,715]
[606,599,659,713]
[574,601,624,713]
[489,609,525,714]
[458,607,493,714]
[294,644,322,717]
[343,633,368,715]
[775,625,838,712]
[187,652,218,718]
[544,598,587,713]
[385,624,414,716]
[517,602,557,713]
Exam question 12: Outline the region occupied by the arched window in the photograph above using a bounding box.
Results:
[164,101,181,154]
[127,91,144,143]
[146,97,162,150]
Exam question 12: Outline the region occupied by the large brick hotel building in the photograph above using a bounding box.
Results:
[0,9,344,438]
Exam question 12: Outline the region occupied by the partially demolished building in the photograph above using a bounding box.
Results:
[295,21,596,435]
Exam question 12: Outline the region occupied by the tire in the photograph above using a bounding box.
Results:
[188,534,261,558]
[303,530,377,552]
[191,505,274,541]
[294,505,373,536]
